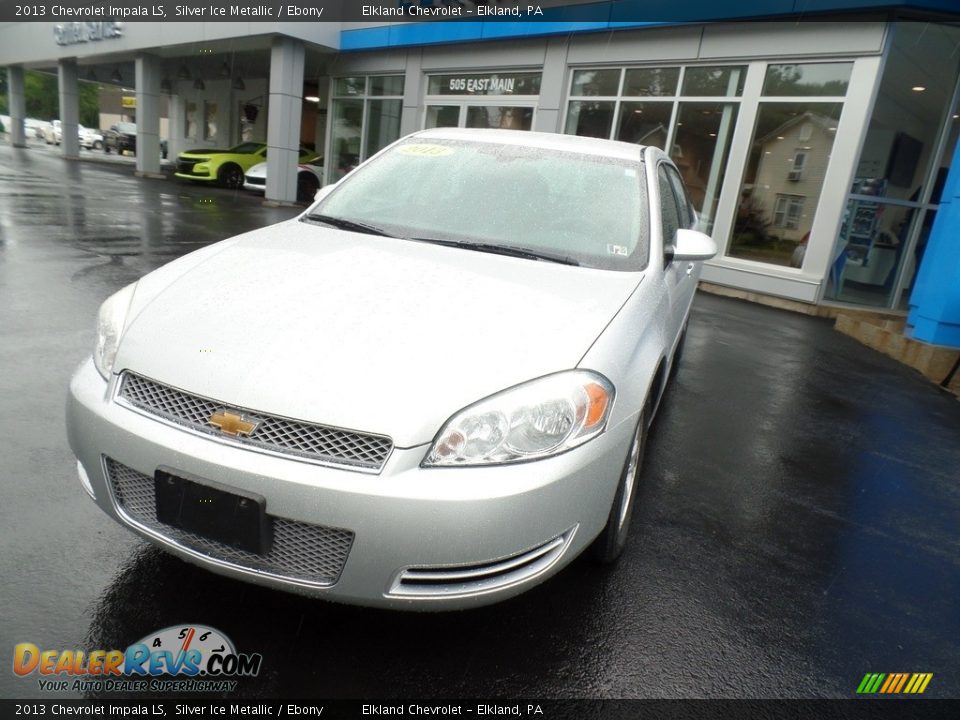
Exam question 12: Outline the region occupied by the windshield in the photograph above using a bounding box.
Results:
[115,123,136,134]
[312,138,648,271]
[229,142,266,154]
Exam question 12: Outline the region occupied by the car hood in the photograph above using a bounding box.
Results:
[115,221,642,448]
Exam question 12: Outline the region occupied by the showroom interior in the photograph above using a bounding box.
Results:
[1,7,958,345]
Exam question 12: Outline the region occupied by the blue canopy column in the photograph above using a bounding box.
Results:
[907,139,960,348]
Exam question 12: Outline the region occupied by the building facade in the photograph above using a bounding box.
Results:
[1,8,958,343]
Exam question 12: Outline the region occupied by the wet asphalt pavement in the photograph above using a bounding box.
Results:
[1,140,959,700]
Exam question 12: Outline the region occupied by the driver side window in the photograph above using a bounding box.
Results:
[658,165,682,264]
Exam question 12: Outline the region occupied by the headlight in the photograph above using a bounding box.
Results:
[93,283,136,379]
[423,370,614,467]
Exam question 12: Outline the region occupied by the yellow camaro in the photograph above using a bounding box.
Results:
[175,142,314,189]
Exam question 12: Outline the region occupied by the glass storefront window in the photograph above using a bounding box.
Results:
[670,102,740,233]
[335,77,366,96]
[185,101,198,141]
[330,75,405,182]
[370,75,404,96]
[762,62,852,96]
[616,101,673,148]
[623,67,679,97]
[365,99,402,157]
[824,22,960,308]
[682,66,746,97]
[204,102,217,141]
[425,105,460,129]
[329,98,363,181]
[570,69,620,97]
[465,106,534,130]
[727,102,843,266]
[564,100,615,138]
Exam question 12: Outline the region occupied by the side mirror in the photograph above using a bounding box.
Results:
[671,228,717,261]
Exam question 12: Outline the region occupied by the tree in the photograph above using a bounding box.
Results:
[0,69,100,126]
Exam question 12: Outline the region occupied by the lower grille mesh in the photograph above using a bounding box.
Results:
[105,457,353,587]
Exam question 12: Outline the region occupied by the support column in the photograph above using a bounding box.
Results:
[265,36,304,204]
[907,138,960,347]
[135,53,162,177]
[7,65,27,147]
[59,58,80,159]
[168,93,184,161]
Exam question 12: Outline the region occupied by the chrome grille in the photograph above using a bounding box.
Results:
[118,373,393,471]
[105,457,353,587]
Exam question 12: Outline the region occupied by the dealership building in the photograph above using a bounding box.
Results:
[1,2,958,346]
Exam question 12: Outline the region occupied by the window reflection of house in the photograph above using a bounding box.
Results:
[751,112,837,244]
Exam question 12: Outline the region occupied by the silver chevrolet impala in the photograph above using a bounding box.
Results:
[67,128,716,609]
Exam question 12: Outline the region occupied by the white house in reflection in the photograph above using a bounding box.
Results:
[751,113,838,245]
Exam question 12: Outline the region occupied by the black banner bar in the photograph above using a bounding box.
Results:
[0,0,944,25]
[2,699,960,720]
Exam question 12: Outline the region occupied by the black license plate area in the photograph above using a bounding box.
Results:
[154,467,272,555]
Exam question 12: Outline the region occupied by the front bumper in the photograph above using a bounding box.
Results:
[67,359,632,609]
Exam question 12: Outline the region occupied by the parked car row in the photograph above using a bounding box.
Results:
[42,120,104,150]
[175,141,322,201]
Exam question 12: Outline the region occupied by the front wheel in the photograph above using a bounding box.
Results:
[591,401,649,564]
[218,164,244,189]
[93,140,103,151]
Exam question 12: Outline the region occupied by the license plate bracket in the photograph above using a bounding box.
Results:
[154,467,272,555]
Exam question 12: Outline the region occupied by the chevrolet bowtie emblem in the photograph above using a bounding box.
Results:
[209,410,259,437]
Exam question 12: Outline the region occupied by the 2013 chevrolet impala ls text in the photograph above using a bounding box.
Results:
[66,128,717,609]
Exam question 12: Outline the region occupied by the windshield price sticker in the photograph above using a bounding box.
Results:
[397,144,455,157]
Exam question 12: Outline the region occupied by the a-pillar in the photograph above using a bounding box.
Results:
[59,58,80,159]
[7,65,27,147]
[135,53,162,177]
[265,36,304,204]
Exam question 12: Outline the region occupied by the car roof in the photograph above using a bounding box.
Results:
[411,128,646,164]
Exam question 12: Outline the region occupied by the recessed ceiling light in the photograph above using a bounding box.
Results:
[912,86,926,92]
[709,133,717,137]
[776,136,785,140]
[305,96,320,103]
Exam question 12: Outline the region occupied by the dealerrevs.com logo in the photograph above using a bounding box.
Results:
[13,624,262,693]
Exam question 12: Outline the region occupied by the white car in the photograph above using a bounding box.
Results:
[243,160,324,202]
[44,119,62,145]
[25,118,52,140]
[79,125,103,150]
[67,128,716,610]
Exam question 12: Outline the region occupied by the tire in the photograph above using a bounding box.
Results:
[93,140,103,151]
[297,172,320,203]
[591,400,649,564]
[103,145,111,154]
[218,164,244,189]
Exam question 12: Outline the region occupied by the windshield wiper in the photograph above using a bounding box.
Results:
[409,237,580,266]
[304,213,397,238]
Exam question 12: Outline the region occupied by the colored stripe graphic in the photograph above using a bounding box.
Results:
[857,672,933,694]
